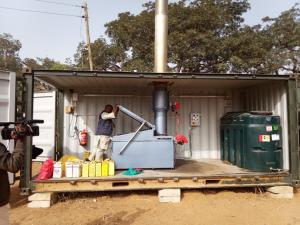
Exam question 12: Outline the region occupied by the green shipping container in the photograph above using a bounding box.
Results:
[221,112,283,172]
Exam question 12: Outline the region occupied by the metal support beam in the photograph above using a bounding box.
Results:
[287,79,299,183]
[55,91,64,161]
[119,122,146,155]
[20,74,34,194]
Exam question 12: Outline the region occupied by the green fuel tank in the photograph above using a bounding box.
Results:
[221,112,283,172]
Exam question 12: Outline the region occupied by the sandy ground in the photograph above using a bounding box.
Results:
[8,183,300,225]
[8,162,300,225]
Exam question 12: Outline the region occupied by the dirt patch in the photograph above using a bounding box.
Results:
[9,162,42,209]
[9,184,27,209]
[86,208,149,225]
[9,186,300,225]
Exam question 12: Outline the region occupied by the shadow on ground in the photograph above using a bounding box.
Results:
[9,183,28,209]
[86,208,149,225]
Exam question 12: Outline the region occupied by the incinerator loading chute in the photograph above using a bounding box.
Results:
[117,105,154,130]
[112,105,175,169]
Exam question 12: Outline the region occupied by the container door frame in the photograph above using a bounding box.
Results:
[21,73,64,193]
[288,78,300,183]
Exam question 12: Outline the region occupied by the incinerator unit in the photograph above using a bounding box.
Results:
[111,86,176,169]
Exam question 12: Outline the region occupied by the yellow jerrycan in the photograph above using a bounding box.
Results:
[101,160,109,177]
[108,160,115,176]
[95,162,102,177]
[82,162,89,178]
[89,161,96,177]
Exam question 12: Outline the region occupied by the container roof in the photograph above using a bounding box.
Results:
[33,70,291,95]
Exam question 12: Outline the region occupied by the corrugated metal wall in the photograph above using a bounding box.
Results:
[64,95,154,158]
[243,82,289,170]
[63,82,289,170]
[172,96,225,159]
[63,92,229,160]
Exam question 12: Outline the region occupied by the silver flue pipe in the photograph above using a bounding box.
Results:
[154,0,168,73]
[153,86,169,135]
[153,0,169,136]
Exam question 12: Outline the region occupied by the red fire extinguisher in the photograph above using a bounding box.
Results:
[79,129,88,146]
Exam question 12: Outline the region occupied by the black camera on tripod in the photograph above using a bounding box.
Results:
[0,119,44,140]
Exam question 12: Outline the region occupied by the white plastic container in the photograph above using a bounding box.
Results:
[65,161,73,178]
[53,162,63,178]
[72,162,82,178]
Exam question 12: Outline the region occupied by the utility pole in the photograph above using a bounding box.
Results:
[82,0,94,70]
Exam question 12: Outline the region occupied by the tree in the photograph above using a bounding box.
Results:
[168,0,251,73]
[23,57,72,70]
[23,58,41,70]
[222,25,272,73]
[0,33,73,72]
[105,8,155,72]
[0,33,22,71]
[261,5,300,74]
[74,0,299,74]
[105,0,250,73]
[74,39,126,71]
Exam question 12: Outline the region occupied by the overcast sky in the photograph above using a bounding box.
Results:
[0,0,299,62]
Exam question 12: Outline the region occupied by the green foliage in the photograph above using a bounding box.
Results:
[224,25,272,73]
[168,0,251,73]
[105,0,251,73]
[261,5,300,74]
[0,33,22,72]
[102,0,300,74]
[2,1,300,75]
[74,39,126,71]
[0,34,72,72]
[23,57,72,70]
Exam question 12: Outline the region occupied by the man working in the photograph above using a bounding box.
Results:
[0,127,25,225]
[88,104,119,161]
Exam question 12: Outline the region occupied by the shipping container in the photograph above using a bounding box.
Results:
[33,91,56,161]
[19,70,299,194]
[0,71,16,184]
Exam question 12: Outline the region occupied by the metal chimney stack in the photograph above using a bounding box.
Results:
[153,0,169,136]
[154,0,168,73]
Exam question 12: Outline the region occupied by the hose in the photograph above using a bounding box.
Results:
[188,127,193,158]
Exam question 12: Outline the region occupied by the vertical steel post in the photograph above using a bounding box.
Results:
[55,91,64,161]
[20,74,33,194]
[287,79,299,183]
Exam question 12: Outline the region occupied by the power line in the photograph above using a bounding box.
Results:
[0,6,83,18]
[33,0,82,8]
